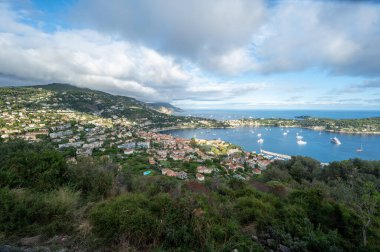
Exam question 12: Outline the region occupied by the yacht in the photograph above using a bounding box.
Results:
[257,133,262,138]
[257,138,264,144]
[283,132,288,136]
[330,137,341,145]
[296,135,303,140]
[297,140,307,145]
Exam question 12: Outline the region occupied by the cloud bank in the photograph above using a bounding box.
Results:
[0,0,380,108]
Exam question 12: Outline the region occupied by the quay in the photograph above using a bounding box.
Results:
[260,149,291,160]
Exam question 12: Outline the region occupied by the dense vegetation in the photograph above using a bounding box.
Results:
[1,140,379,251]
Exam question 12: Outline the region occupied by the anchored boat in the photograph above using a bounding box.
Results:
[330,137,341,145]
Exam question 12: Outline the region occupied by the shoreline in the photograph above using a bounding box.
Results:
[155,124,380,135]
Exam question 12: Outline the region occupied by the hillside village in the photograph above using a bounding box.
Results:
[0,84,274,181]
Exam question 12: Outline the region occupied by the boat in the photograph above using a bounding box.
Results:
[296,135,303,140]
[356,144,363,152]
[297,140,307,145]
[283,132,288,136]
[257,133,262,138]
[257,138,264,144]
[330,137,341,145]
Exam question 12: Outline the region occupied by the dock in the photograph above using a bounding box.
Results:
[260,149,291,160]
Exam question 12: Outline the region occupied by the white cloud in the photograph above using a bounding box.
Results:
[0,2,265,104]
[1,0,380,109]
[71,0,267,74]
[251,1,380,76]
[70,0,380,77]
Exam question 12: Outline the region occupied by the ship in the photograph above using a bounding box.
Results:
[283,132,288,136]
[296,135,303,140]
[330,137,341,145]
[257,138,264,144]
[297,140,307,145]
[257,133,262,138]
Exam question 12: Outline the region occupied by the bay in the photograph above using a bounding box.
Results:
[162,127,380,162]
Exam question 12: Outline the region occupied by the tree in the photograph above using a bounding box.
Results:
[349,182,380,247]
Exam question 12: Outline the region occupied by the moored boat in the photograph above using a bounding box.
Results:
[330,137,341,145]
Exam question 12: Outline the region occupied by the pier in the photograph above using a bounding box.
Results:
[260,149,291,160]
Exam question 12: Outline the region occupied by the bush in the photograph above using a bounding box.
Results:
[89,193,171,247]
[68,157,116,200]
[0,140,69,191]
[0,187,79,235]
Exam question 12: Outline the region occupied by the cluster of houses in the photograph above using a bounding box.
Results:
[1,91,276,182]
[115,131,275,180]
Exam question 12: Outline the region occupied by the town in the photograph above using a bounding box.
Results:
[0,85,279,182]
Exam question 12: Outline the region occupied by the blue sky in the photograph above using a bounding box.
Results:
[0,0,380,110]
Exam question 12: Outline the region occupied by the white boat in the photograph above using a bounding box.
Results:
[296,135,303,140]
[356,144,363,152]
[283,132,288,136]
[297,140,307,145]
[257,138,264,144]
[330,137,341,145]
[257,133,262,138]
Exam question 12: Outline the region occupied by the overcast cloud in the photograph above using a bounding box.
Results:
[0,0,379,108]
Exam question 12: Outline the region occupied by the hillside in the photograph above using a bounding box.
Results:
[0,83,225,131]
[32,83,175,119]
[146,102,183,114]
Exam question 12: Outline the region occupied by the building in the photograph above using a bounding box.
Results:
[162,168,177,177]
[123,149,134,155]
[196,173,205,181]
[253,168,262,175]
[197,166,213,174]
[176,171,188,180]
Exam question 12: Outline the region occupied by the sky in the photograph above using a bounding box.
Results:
[0,0,380,110]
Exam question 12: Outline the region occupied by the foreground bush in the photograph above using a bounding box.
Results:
[89,191,262,251]
[0,140,68,191]
[0,187,79,235]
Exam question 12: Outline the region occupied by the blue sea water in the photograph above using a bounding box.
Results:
[168,109,380,162]
[162,127,380,162]
[177,109,380,120]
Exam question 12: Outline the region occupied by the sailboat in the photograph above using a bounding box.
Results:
[356,144,364,152]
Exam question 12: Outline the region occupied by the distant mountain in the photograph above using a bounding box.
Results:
[28,83,180,119]
[147,102,183,115]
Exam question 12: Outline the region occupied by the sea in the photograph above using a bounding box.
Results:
[163,109,380,162]
[177,109,380,120]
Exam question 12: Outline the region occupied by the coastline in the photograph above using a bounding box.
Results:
[155,124,380,135]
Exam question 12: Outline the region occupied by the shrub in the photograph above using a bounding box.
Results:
[89,193,171,247]
[0,187,79,235]
[0,140,68,191]
[68,157,116,200]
